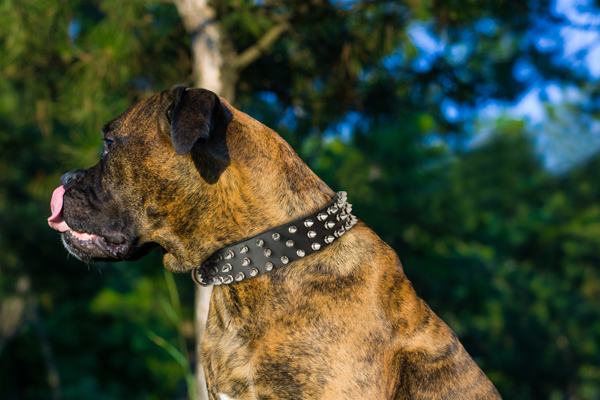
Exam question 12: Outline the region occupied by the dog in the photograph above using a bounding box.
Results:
[48,86,502,399]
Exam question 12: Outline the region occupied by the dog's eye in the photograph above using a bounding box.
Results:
[102,138,115,153]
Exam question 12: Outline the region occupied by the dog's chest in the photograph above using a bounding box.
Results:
[201,296,392,400]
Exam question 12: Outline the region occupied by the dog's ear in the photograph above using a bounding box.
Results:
[167,86,223,156]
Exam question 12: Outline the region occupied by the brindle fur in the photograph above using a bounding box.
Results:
[59,86,502,399]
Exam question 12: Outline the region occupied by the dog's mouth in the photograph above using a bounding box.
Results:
[48,186,130,261]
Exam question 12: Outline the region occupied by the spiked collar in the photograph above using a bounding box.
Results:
[191,191,357,286]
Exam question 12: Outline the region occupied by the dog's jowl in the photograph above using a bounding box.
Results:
[48,86,502,399]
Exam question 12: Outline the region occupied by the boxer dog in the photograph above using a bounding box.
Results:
[48,86,501,399]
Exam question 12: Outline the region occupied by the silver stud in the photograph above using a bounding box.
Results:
[213,276,223,285]
[286,240,294,247]
[256,238,264,247]
[328,206,338,215]
[324,235,334,244]
[304,219,314,228]
[281,256,289,264]
[317,212,328,221]
[345,204,353,214]
[337,213,348,221]
[272,232,280,241]
[312,243,321,251]
[210,254,223,262]
[335,228,346,237]
[242,257,251,266]
[235,272,245,281]
[222,263,232,273]
[297,249,305,257]
[225,250,234,259]
[325,221,335,229]
[240,245,249,253]
[250,268,258,276]
[212,266,219,274]
[223,275,233,284]
[346,216,358,229]
[337,191,347,205]
[265,262,274,271]
[307,230,317,238]
[288,226,298,234]
[264,248,272,257]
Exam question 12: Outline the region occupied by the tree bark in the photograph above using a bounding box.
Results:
[174,0,236,99]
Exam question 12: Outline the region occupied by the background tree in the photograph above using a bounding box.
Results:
[1,0,600,399]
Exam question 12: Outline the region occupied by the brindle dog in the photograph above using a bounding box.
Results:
[48,86,502,399]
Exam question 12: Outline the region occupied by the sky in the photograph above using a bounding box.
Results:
[409,0,600,172]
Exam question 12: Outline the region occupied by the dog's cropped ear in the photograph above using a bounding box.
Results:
[167,86,223,156]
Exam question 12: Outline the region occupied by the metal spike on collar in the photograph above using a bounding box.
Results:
[192,191,358,286]
[337,191,347,205]
[335,227,346,238]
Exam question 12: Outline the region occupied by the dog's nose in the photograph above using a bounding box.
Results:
[60,169,86,187]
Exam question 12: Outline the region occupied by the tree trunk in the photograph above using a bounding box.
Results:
[173,2,290,398]
[174,0,236,99]
[173,1,232,398]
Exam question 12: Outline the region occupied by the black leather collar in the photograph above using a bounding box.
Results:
[192,192,357,286]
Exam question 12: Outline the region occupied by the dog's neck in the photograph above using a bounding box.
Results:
[191,191,357,286]
[161,105,338,273]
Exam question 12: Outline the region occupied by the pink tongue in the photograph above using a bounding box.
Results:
[48,186,70,232]
[47,186,100,241]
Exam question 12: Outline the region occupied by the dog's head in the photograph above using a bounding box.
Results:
[48,86,232,271]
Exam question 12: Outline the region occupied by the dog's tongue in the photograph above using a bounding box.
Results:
[47,186,100,241]
[48,186,70,232]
